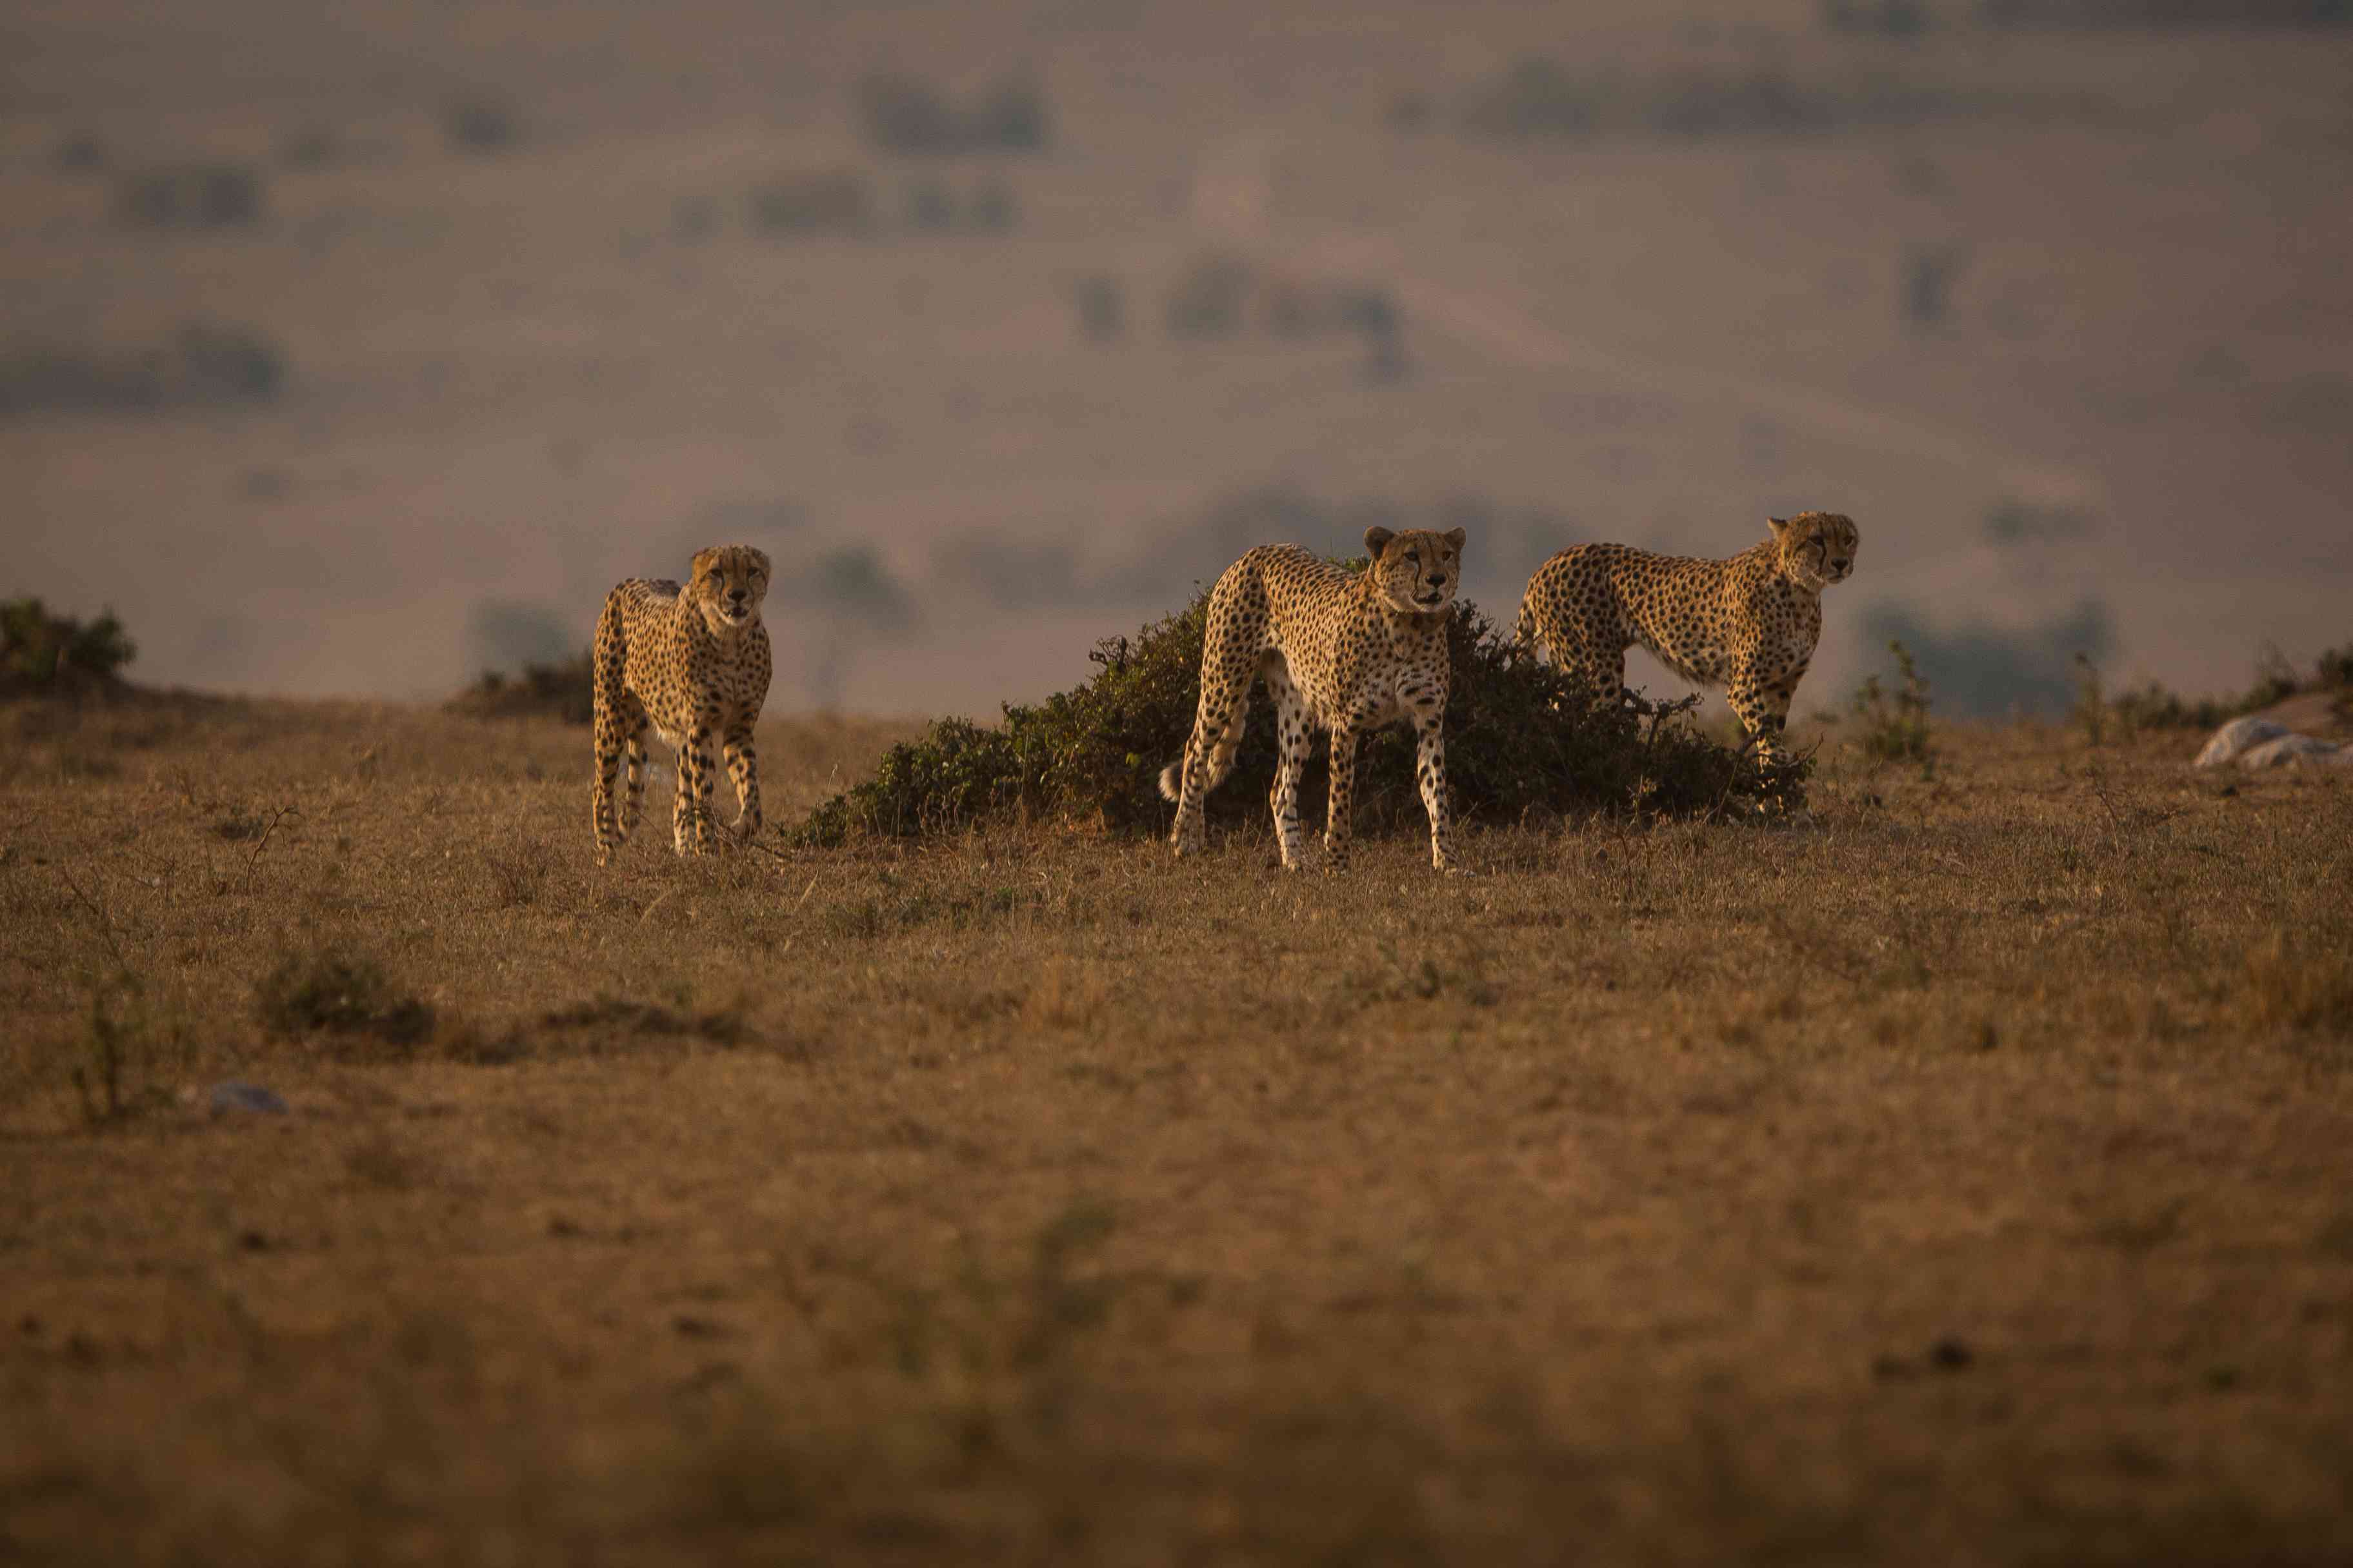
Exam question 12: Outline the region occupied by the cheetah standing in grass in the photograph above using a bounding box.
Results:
[1516,511,1858,760]
[590,545,772,864]
[1160,526,1467,873]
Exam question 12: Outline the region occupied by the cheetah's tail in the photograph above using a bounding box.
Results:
[1157,760,1183,802]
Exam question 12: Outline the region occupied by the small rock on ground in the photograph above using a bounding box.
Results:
[208,1081,288,1115]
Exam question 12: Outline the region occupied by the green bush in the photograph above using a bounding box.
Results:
[1,598,137,696]
[792,582,1803,846]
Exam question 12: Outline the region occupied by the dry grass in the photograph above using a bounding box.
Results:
[2,698,2351,1564]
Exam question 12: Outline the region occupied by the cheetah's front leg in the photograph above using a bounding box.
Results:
[1322,723,1361,873]
[1412,708,1461,874]
[1725,667,1791,765]
[722,724,762,844]
[674,726,719,855]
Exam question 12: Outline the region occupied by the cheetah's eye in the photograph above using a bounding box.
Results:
[1404,551,1419,563]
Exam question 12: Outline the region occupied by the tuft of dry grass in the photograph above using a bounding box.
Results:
[1,699,2350,1564]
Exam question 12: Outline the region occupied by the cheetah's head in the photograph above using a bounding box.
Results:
[1766,511,1859,593]
[688,544,772,631]
[1364,526,1466,616]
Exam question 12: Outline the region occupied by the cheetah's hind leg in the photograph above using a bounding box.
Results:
[1162,672,1250,859]
[617,699,649,841]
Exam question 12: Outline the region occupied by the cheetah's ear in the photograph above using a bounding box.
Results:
[1765,516,1791,541]
[1442,526,1466,551]
[1363,526,1395,561]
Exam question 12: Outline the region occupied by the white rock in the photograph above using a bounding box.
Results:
[2238,733,2342,769]
[2193,717,2291,768]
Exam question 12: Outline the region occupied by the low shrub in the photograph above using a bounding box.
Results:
[1848,639,1936,772]
[792,582,1803,846]
[2076,639,2352,739]
[255,942,434,1048]
[446,652,594,724]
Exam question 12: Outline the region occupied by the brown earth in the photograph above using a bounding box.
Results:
[3,697,2350,1564]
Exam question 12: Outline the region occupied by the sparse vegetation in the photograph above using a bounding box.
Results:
[51,131,107,172]
[1071,274,1125,342]
[0,323,286,419]
[115,161,266,228]
[1848,637,1936,771]
[62,953,192,1130]
[856,68,1050,155]
[446,653,594,724]
[1860,597,2113,717]
[255,940,436,1049]
[1823,0,1933,36]
[1985,495,2098,544]
[444,95,522,154]
[1163,253,1254,341]
[746,170,874,237]
[793,586,1802,846]
[2076,639,2352,740]
[1900,241,1967,330]
[1459,56,1952,139]
[5,694,2352,1565]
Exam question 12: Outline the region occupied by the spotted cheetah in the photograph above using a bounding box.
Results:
[1159,526,1466,873]
[1516,511,1857,759]
[590,545,772,864]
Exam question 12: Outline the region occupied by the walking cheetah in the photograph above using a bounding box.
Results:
[590,545,772,864]
[1159,526,1467,873]
[1516,511,1857,759]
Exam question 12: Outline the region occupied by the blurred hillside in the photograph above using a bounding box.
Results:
[4,0,2348,715]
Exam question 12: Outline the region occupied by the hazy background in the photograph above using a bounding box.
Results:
[5,0,2348,719]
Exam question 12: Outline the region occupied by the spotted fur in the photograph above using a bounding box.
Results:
[1516,512,1858,759]
[590,545,773,864]
[1159,526,1467,873]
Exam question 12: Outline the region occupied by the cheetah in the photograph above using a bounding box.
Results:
[590,545,773,864]
[1159,526,1467,873]
[1515,511,1858,760]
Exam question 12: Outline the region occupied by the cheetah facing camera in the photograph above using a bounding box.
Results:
[1516,511,1858,761]
[591,545,774,864]
[1159,526,1467,873]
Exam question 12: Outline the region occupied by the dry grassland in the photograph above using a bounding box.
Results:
[3,696,2352,1565]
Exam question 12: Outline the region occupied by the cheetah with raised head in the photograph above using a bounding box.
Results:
[1516,511,1857,759]
[590,545,772,864]
[1159,525,1467,873]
